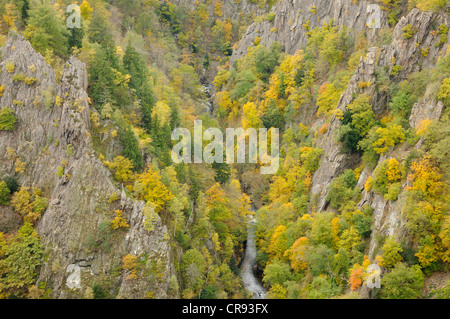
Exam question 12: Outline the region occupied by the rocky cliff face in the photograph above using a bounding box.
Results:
[0,34,173,299]
[311,9,448,278]
[311,7,448,215]
[231,0,389,64]
[169,0,268,20]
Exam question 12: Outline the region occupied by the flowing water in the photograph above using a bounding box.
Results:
[241,217,267,299]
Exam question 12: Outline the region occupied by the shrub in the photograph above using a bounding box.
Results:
[438,78,450,107]
[372,124,405,154]
[0,108,17,130]
[390,65,403,76]
[5,61,14,73]
[373,158,404,195]
[436,24,448,47]
[0,223,44,296]
[266,12,276,22]
[401,24,414,39]
[12,73,26,83]
[318,123,329,134]
[415,0,447,12]
[3,176,19,194]
[24,77,38,85]
[56,166,64,177]
[33,195,49,214]
[111,210,129,230]
[15,158,26,173]
[384,182,401,201]
[122,254,139,280]
[364,176,373,192]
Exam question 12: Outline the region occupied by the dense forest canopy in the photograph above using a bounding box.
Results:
[0,0,448,300]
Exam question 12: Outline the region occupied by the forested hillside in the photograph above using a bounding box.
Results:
[0,0,448,299]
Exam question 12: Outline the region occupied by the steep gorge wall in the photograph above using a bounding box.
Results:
[0,35,174,298]
[231,0,390,63]
[232,0,449,293]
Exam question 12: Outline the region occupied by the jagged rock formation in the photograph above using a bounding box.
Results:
[308,7,448,298]
[0,34,173,299]
[311,8,448,214]
[231,0,389,64]
[169,0,267,20]
[409,98,445,129]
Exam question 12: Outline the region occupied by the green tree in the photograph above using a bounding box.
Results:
[438,77,450,107]
[122,45,157,132]
[230,70,257,100]
[262,99,284,129]
[346,94,376,137]
[308,276,342,299]
[310,212,334,246]
[119,126,143,172]
[381,263,424,299]
[326,170,358,210]
[87,9,114,48]
[123,45,148,93]
[253,43,281,82]
[139,81,155,131]
[3,177,19,194]
[24,0,69,57]
[200,285,218,299]
[181,249,206,292]
[263,260,292,286]
[88,47,116,108]
[0,223,44,297]
[305,244,334,276]
[212,161,231,185]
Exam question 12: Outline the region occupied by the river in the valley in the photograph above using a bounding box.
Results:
[241,217,267,299]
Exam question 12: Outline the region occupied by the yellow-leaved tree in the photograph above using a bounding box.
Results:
[134,165,174,213]
[372,123,405,154]
[107,155,135,183]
